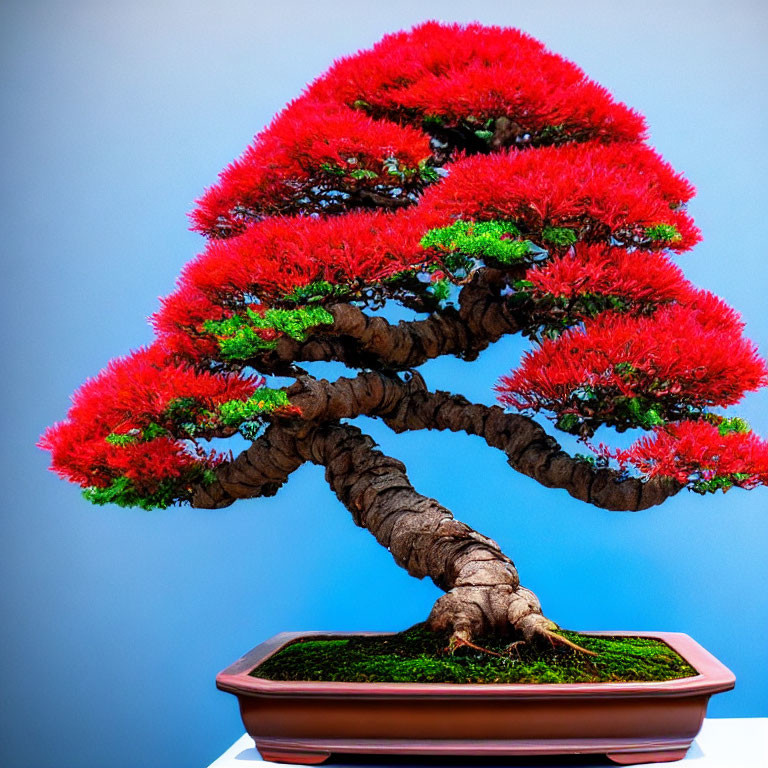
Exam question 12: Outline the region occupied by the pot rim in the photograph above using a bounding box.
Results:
[216,630,735,700]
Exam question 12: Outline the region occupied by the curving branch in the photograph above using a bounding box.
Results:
[381,388,683,512]
[249,272,522,374]
[284,373,680,511]
[192,423,305,509]
[197,371,680,512]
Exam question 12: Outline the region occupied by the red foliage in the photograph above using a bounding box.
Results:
[154,209,435,358]
[38,344,259,492]
[620,421,768,489]
[420,142,700,251]
[42,21,768,503]
[497,300,768,424]
[192,100,431,238]
[523,245,689,305]
[308,21,646,142]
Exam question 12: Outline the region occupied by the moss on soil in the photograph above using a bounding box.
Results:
[252,624,697,684]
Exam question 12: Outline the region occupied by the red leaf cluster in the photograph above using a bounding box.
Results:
[307,21,646,142]
[154,209,432,358]
[192,100,431,237]
[621,421,768,488]
[497,299,768,421]
[42,21,768,502]
[38,344,258,492]
[523,245,689,305]
[419,142,700,251]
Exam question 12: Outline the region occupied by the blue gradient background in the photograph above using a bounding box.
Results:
[2,2,767,766]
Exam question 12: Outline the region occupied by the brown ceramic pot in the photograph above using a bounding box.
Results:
[216,631,734,765]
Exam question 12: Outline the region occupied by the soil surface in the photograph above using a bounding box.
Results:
[252,624,697,684]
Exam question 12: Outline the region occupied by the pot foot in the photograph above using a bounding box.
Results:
[606,748,688,765]
[256,746,331,765]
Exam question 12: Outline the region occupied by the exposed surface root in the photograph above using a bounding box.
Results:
[543,629,599,657]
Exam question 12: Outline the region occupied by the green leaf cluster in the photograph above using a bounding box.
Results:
[105,421,168,445]
[83,476,181,510]
[218,389,293,426]
[204,306,334,360]
[283,281,349,305]
[428,278,451,302]
[541,226,578,247]
[717,416,751,436]
[319,162,346,177]
[622,397,665,429]
[645,223,682,243]
[105,432,139,446]
[693,473,752,494]
[420,220,531,267]
[537,124,567,142]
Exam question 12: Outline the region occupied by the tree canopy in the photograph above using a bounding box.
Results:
[41,21,768,511]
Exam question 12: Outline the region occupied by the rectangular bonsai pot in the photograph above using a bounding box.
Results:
[216,631,734,765]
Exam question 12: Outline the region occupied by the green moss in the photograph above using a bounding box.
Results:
[253,624,696,684]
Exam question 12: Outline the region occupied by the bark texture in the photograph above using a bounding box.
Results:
[301,422,556,643]
[251,272,521,374]
[191,270,682,644]
[192,424,305,509]
[282,372,681,511]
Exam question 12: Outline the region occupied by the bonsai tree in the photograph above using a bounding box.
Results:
[41,22,768,655]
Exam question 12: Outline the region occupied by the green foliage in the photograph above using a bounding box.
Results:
[319,162,346,176]
[105,432,139,446]
[283,281,349,305]
[106,421,168,445]
[645,223,682,243]
[541,226,578,247]
[165,397,198,421]
[253,624,696,684]
[218,389,293,425]
[555,413,582,434]
[427,278,452,302]
[537,124,567,142]
[204,306,334,360]
[349,168,378,180]
[422,113,445,126]
[693,473,752,494]
[142,422,168,440]
[417,159,440,182]
[420,220,531,267]
[83,476,181,511]
[717,416,751,436]
[622,396,666,429]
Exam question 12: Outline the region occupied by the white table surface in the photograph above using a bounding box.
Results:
[208,718,767,768]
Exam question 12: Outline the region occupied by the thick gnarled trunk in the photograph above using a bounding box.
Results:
[197,418,559,644]
[299,421,557,644]
[192,375,679,644]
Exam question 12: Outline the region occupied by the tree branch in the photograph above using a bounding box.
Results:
[249,273,521,374]
[381,388,682,511]
[192,423,305,509]
[280,373,681,511]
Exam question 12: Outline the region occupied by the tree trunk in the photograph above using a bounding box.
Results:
[293,421,558,645]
